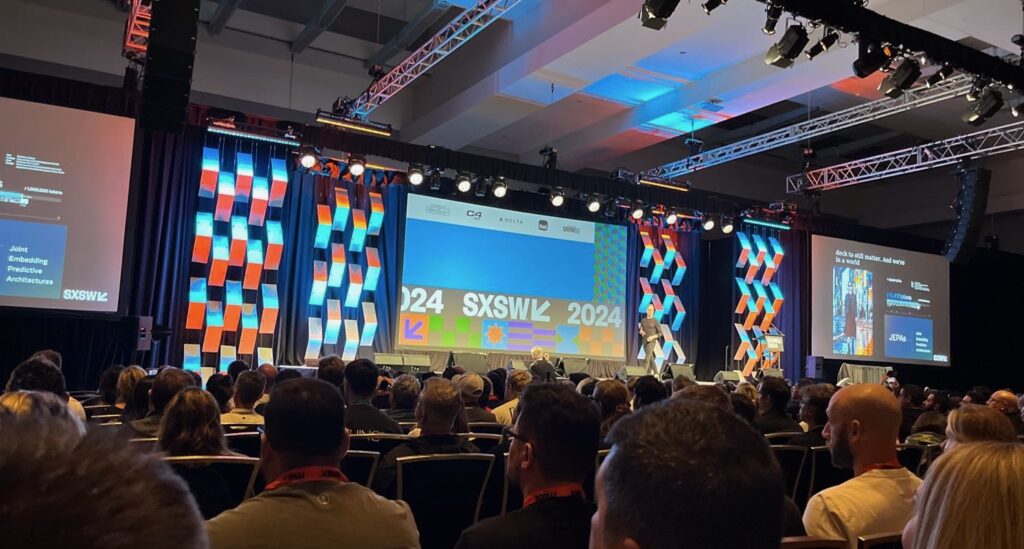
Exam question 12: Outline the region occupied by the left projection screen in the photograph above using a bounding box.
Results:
[397,194,628,360]
[0,98,135,313]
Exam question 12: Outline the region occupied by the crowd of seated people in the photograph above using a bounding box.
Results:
[5,347,1024,549]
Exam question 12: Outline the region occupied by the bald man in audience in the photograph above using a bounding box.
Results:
[987,390,1024,435]
[803,384,922,549]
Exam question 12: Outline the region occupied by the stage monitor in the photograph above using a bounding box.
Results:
[811,235,950,367]
[0,97,135,313]
[397,194,628,360]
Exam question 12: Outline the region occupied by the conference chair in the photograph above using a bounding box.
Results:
[70,391,99,400]
[765,432,804,445]
[348,433,412,455]
[467,422,505,435]
[896,443,927,474]
[459,432,503,453]
[164,456,260,519]
[89,413,124,423]
[771,444,809,500]
[857,532,902,549]
[398,421,417,433]
[225,432,261,458]
[397,453,494,549]
[83,404,120,418]
[223,423,261,434]
[130,437,158,452]
[804,446,853,507]
[479,451,508,519]
[502,452,523,514]
[340,450,380,487]
[596,448,611,468]
[780,537,846,549]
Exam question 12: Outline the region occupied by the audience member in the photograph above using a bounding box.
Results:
[206,378,419,548]
[126,376,155,422]
[631,375,667,409]
[225,360,250,382]
[788,384,832,447]
[158,387,235,456]
[86,364,123,406]
[898,384,926,441]
[528,346,557,382]
[905,411,947,446]
[317,355,345,391]
[456,384,600,549]
[676,384,731,412]
[734,381,758,405]
[986,390,1024,435]
[0,415,208,548]
[942,404,1016,452]
[205,373,234,414]
[961,386,992,406]
[487,368,508,403]
[593,380,630,441]
[922,389,951,414]
[477,375,495,409]
[755,376,801,435]
[386,374,421,423]
[731,392,757,425]
[577,376,598,397]
[0,390,84,435]
[5,356,85,421]
[786,377,815,420]
[590,400,784,549]
[803,384,921,549]
[671,374,696,395]
[276,369,302,384]
[221,371,267,426]
[255,364,278,408]
[493,370,532,426]
[454,373,498,423]
[372,378,479,499]
[567,371,590,387]
[343,359,402,434]
[128,368,195,437]
[29,348,62,369]
[117,365,147,415]
[902,442,1024,549]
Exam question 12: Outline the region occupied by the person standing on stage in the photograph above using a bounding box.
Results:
[529,347,557,382]
[639,304,662,374]
[843,281,858,354]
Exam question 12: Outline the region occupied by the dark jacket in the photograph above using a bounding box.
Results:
[372,434,480,499]
[530,360,557,382]
[384,408,417,423]
[127,413,163,438]
[455,494,595,549]
[754,409,802,435]
[900,406,924,442]
[346,402,403,435]
[465,406,497,424]
[788,425,825,447]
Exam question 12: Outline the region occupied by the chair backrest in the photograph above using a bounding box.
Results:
[467,422,504,435]
[806,446,853,504]
[766,432,803,445]
[596,449,611,468]
[397,453,494,549]
[781,536,847,549]
[130,437,158,452]
[398,421,417,434]
[223,423,262,434]
[340,450,380,487]
[348,433,412,455]
[83,404,120,418]
[89,413,124,423]
[857,532,903,549]
[896,443,926,475]
[772,445,808,500]
[458,433,503,453]
[225,432,261,458]
[164,456,260,519]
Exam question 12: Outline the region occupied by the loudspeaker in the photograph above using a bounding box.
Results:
[668,364,695,381]
[562,358,589,375]
[758,368,784,379]
[451,352,489,374]
[713,370,743,384]
[401,354,432,374]
[806,356,824,379]
[374,353,405,369]
[944,167,991,265]
[617,366,648,381]
[135,315,153,351]
[141,0,200,133]
[509,360,528,371]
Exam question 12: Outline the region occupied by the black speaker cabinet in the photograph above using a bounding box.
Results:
[141,0,200,133]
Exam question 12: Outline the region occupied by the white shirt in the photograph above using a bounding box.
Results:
[492,398,518,426]
[803,467,922,549]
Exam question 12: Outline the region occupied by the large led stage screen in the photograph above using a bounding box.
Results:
[811,235,951,367]
[397,194,628,360]
[0,98,135,313]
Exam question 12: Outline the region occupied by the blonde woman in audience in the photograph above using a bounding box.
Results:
[734,382,758,405]
[0,390,85,435]
[116,365,147,413]
[903,442,1024,549]
[942,404,1016,451]
[158,387,237,456]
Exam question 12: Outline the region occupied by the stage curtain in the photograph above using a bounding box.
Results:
[775,229,808,381]
[695,238,736,381]
[274,171,319,365]
[376,183,407,356]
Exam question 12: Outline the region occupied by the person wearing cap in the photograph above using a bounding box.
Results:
[454,373,498,423]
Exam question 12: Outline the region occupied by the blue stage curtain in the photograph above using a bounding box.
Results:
[376,183,407,354]
[274,171,319,365]
[775,229,808,381]
[674,229,702,368]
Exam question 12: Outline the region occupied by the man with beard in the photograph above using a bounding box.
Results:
[803,384,922,549]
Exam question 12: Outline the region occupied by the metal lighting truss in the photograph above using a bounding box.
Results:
[122,0,152,63]
[786,120,1024,193]
[642,73,973,179]
[350,0,520,118]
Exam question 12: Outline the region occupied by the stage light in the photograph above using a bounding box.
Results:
[630,203,646,220]
[926,64,955,88]
[765,25,809,69]
[879,59,922,98]
[1012,101,1023,118]
[298,147,318,169]
[638,0,681,30]
[763,3,782,35]
[702,214,716,231]
[348,155,366,177]
[492,177,508,198]
[966,77,989,102]
[586,195,602,213]
[722,217,735,234]
[665,209,679,225]
[456,172,472,193]
[963,89,1003,126]
[806,30,839,60]
[407,163,424,185]
[702,0,726,15]
[852,39,893,78]
[549,188,565,207]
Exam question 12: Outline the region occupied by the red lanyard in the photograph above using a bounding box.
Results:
[860,460,903,475]
[523,483,585,508]
[265,466,348,491]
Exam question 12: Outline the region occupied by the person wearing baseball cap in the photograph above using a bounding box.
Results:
[454,373,497,423]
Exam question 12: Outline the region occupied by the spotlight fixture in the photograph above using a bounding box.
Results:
[762,3,782,35]
[765,25,810,69]
[638,0,681,30]
[630,202,646,221]
[586,195,602,213]
[701,214,716,231]
[1012,101,1023,118]
[549,188,565,207]
[665,209,679,225]
[298,147,318,170]
[966,77,989,102]
[852,39,893,78]
[963,89,1003,126]
[925,64,955,88]
[879,59,922,98]
[806,29,839,60]
[407,163,425,186]
[456,172,473,193]
[721,217,735,234]
[702,0,726,15]
[348,155,366,177]
[491,177,508,198]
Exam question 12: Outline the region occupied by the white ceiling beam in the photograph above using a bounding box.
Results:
[208,0,243,35]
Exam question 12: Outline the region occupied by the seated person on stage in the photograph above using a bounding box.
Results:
[803,384,922,549]
[373,378,479,499]
[344,359,402,435]
[317,354,345,392]
[455,383,600,549]
[454,373,498,423]
[789,384,834,447]
[590,400,784,549]
[493,370,533,426]
[5,356,85,422]
[385,374,421,424]
[221,371,267,426]
[127,367,195,438]
[631,375,667,410]
[987,390,1024,436]
[528,347,557,383]
[206,378,419,548]
[755,376,802,435]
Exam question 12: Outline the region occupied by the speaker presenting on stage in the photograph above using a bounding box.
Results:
[639,304,661,374]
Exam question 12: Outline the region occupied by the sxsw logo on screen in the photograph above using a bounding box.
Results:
[63,289,109,302]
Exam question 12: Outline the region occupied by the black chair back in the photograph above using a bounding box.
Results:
[805,446,853,505]
[857,532,903,549]
[223,423,262,434]
[597,449,611,468]
[349,434,412,455]
[460,433,502,453]
[398,422,417,434]
[479,451,507,520]
[896,443,926,475]
[397,454,494,549]
[130,437,158,452]
[772,445,808,500]
[502,452,523,514]
[89,414,124,423]
[225,432,261,458]
[467,422,504,435]
[165,456,259,519]
[765,432,803,445]
[340,450,380,487]
[84,404,120,418]
[781,537,847,548]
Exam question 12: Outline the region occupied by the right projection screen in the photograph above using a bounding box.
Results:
[811,235,951,366]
